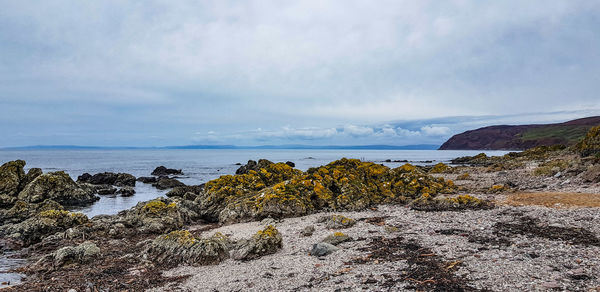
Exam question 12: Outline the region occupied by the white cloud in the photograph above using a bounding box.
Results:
[343,125,375,137]
[420,125,451,136]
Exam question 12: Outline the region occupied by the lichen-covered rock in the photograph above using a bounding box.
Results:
[410,194,494,211]
[2,209,89,245]
[235,159,276,175]
[125,199,183,234]
[0,160,26,203]
[166,185,204,198]
[18,171,99,206]
[146,230,229,266]
[77,172,136,187]
[318,215,356,229]
[300,225,315,237]
[230,225,283,260]
[576,126,600,157]
[151,166,183,176]
[202,158,455,223]
[37,241,100,268]
[429,162,450,173]
[321,232,352,245]
[152,177,185,190]
[0,199,64,224]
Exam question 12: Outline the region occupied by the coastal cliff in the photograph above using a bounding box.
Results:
[439,116,600,150]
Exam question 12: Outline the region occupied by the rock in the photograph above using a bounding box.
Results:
[230,225,283,260]
[235,159,274,175]
[118,187,135,197]
[576,125,600,157]
[165,185,204,198]
[97,187,117,195]
[146,230,229,266]
[3,209,88,245]
[18,171,99,206]
[151,166,183,176]
[77,172,136,187]
[318,215,356,229]
[137,176,157,184]
[300,226,315,237]
[125,199,183,234]
[580,165,600,183]
[310,242,339,257]
[0,199,64,224]
[0,160,26,200]
[22,168,43,187]
[52,241,100,267]
[152,177,185,190]
[285,161,295,168]
[321,232,352,245]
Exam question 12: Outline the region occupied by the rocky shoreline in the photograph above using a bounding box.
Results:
[0,127,599,291]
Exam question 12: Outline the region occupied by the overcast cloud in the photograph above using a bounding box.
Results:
[1,0,599,147]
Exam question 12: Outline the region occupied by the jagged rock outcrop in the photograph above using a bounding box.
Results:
[235,159,275,175]
[2,209,89,245]
[0,199,64,225]
[77,172,136,187]
[151,166,183,176]
[152,177,185,190]
[146,230,230,266]
[230,225,283,260]
[124,199,184,234]
[18,171,99,206]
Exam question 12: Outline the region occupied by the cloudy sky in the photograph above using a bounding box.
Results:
[1,0,599,147]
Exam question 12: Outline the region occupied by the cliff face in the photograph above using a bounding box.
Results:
[439,116,600,150]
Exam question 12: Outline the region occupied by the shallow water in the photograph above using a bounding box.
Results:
[0,244,26,288]
[0,149,510,217]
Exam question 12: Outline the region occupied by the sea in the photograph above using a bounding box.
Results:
[0,148,511,287]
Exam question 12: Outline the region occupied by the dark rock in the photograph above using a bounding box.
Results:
[2,209,89,246]
[0,199,63,225]
[97,187,117,195]
[77,172,136,187]
[310,242,339,256]
[137,176,157,184]
[22,168,43,187]
[152,177,185,190]
[235,159,274,175]
[285,161,295,168]
[166,185,204,198]
[18,171,99,206]
[0,160,26,201]
[151,166,183,176]
[118,187,135,197]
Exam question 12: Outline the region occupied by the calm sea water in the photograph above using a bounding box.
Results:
[0,149,510,217]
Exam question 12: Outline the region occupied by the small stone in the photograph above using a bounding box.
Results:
[300,226,315,237]
[310,242,339,257]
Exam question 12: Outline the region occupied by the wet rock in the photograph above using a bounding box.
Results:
[230,225,283,260]
[97,187,117,195]
[321,232,352,245]
[300,225,315,237]
[118,187,135,197]
[310,242,339,257]
[152,177,185,190]
[137,176,157,184]
[318,215,356,229]
[166,185,204,198]
[146,230,229,266]
[0,160,26,201]
[77,172,136,187]
[18,171,99,206]
[2,209,89,245]
[38,241,100,268]
[151,166,183,176]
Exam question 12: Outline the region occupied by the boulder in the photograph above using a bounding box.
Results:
[235,159,274,175]
[151,166,183,176]
[146,230,229,266]
[38,241,100,268]
[137,176,157,184]
[97,187,117,195]
[0,160,26,201]
[77,172,136,187]
[165,185,204,198]
[300,225,315,237]
[318,215,356,229]
[118,187,136,197]
[230,225,283,260]
[18,171,99,206]
[310,242,339,257]
[152,177,185,190]
[125,199,183,234]
[580,165,600,183]
[2,209,89,246]
[321,232,352,245]
[0,199,64,225]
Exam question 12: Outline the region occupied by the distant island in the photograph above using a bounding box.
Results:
[439,116,600,150]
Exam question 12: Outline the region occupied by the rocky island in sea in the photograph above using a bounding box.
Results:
[0,126,599,291]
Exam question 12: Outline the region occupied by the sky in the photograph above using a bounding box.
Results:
[1,0,600,147]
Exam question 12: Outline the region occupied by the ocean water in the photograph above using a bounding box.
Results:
[0,149,511,217]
